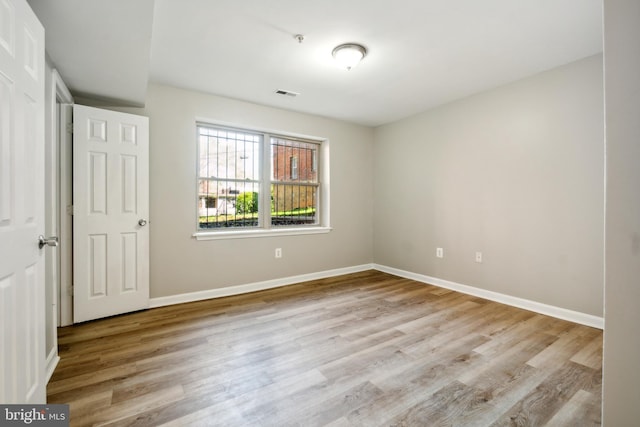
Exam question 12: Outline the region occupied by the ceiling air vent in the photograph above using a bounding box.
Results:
[275,89,299,97]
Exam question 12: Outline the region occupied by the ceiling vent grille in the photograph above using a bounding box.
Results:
[275,89,299,97]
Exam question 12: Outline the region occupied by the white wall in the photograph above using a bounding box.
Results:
[373,55,604,317]
[602,0,640,424]
[112,83,374,298]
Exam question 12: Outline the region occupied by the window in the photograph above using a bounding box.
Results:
[196,123,327,237]
[290,156,298,180]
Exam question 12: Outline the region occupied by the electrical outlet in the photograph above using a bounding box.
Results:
[475,251,483,263]
[275,248,282,258]
[436,248,444,258]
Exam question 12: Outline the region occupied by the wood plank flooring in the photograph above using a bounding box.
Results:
[48,270,602,426]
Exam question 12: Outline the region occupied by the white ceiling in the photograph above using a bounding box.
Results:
[28,0,602,127]
[28,0,154,106]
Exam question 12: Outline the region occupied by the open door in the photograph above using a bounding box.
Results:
[73,105,149,323]
[0,0,46,403]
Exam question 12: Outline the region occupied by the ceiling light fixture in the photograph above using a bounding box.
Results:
[332,43,367,71]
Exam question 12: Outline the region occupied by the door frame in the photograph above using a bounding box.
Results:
[46,69,73,337]
[57,79,73,328]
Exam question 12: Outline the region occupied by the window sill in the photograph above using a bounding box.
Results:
[193,226,332,241]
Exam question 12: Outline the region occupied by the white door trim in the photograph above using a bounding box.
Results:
[44,68,73,381]
[50,70,73,328]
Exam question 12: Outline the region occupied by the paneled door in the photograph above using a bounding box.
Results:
[73,105,149,323]
[0,0,46,403]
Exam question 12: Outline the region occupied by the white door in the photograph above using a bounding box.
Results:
[0,0,46,404]
[73,105,149,323]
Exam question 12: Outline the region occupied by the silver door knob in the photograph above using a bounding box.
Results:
[138,219,147,226]
[38,235,59,249]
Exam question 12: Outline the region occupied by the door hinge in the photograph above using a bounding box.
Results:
[67,205,74,215]
[66,123,73,134]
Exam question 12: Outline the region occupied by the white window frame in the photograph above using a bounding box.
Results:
[193,121,331,240]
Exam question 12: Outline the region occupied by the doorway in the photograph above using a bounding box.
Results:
[45,74,150,333]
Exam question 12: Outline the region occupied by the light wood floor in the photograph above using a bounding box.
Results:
[48,270,602,426]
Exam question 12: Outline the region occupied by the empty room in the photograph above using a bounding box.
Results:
[1,0,639,426]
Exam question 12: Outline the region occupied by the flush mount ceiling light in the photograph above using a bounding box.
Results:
[332,43,367,71]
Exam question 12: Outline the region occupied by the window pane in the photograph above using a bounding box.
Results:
[271,138,318,183]
[198,179,260,228]
[199,127,261,181]
[271,184,318,226]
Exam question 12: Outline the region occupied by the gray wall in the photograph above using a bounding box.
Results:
[602,0,640,424]
[115,83,374,298]
[373,55,604,317]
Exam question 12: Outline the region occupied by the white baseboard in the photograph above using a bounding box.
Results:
[149,264,375,308]
[149,262,603,330]
[45,349,60,384]
[373,264,604,329]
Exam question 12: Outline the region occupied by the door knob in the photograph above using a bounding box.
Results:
[138,219,147,227]
[38,235,59,249]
